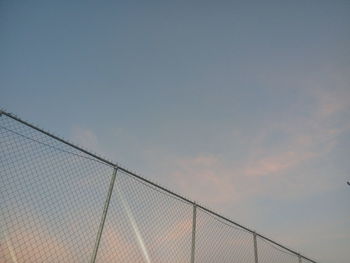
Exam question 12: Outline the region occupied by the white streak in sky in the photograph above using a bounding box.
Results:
[6,237,19,263]
[116,186,151,263]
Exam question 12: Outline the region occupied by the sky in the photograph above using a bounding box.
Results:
[1,1,350,262]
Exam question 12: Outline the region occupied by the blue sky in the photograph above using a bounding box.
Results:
[1,1,350,262]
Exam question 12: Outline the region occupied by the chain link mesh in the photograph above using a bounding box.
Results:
[95,169,193,263]
[257,235,300,263]
[195,208,255,263]
[0,115,114,262]
[0,112,317,263]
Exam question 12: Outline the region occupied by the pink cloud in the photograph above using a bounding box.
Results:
[0,223,74,263]
[244,151,316,177]
[95,224,139,262]
[168,154,239,206]
[156,218,193,244]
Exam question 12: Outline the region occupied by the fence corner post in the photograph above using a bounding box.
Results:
[253,232,259,263]
[90,166,118,263]
[190,202,197,263]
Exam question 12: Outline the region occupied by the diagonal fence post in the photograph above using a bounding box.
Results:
[253,232,259,263]
[90,166,118,263]
[190,202,197,263]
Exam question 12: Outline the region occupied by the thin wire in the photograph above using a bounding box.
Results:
[0,123,191,206]
[0,125,113,168]
[119,169,193,206]
[199,207,252,234]
[259,235,299,258]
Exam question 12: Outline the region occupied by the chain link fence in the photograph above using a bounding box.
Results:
[0,111,317,263]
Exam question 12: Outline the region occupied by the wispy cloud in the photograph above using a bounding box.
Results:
[244,151,316,177]
[169,154,238,205]
[71,126,101,153]
[160,66,350,207]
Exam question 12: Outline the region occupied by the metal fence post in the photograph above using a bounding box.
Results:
[298,254,302,263]
[90,166,118,263]
[253,232,258,263]
[190,202,197,263]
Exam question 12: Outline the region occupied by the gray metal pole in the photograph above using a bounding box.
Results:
[90,167,118,263]
[190,203,197,263]
[298,254,302,263]
[253,232,258,263]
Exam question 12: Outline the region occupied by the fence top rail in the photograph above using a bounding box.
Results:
[0,109,318,263]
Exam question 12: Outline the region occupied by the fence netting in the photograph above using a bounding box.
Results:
[95,169,193,263]
[0,114,114,262]
[257,236,299,263]
[0,112,317,263]
[195,208,255,263]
